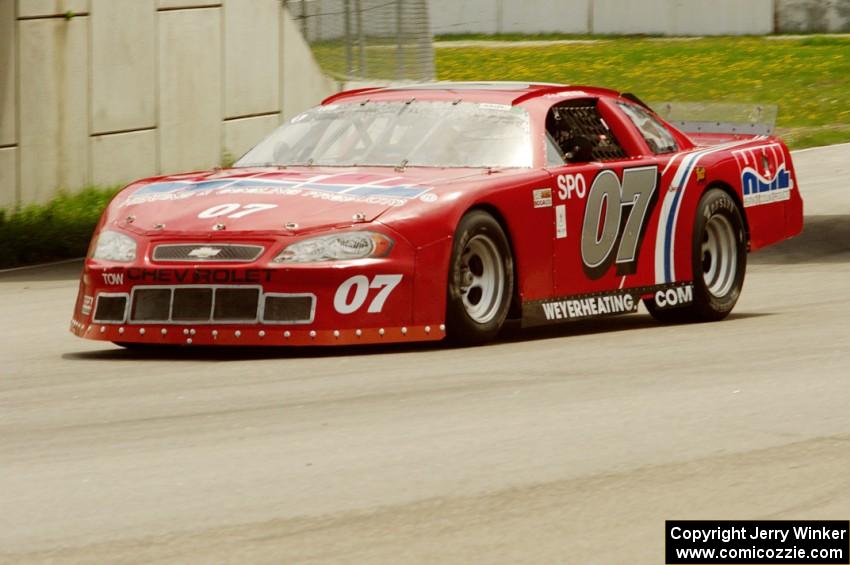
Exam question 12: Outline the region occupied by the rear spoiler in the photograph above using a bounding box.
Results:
[649,101,778,136]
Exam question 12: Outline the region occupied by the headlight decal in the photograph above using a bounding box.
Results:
[92,230,138,262]
[273,231,393,263]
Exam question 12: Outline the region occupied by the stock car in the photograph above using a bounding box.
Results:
[71,82,803,347]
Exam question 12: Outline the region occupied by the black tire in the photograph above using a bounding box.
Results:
[446,210,514,345]
[645,188,747,323]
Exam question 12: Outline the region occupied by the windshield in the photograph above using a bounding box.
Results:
[236,101,533,169]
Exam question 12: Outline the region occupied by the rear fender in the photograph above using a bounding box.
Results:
[670,138,803,280]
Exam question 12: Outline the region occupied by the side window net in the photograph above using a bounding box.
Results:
[547,102,627,162]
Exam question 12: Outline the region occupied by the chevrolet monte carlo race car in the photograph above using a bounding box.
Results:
[71,82,803,347]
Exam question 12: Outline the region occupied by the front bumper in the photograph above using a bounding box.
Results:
[70,320,443,346]
[70,257,446,346]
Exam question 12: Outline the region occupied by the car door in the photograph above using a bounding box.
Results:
[544,97,671,299]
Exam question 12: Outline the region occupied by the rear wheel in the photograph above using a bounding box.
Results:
[645,189,747,323]
[446,211,514,345]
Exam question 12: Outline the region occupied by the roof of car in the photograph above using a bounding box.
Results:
[321,82,626,106]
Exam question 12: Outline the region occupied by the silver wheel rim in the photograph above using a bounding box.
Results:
[701,214,738,298]
[459,235,505,324]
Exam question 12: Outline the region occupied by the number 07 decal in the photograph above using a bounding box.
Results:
[334,274,403,314]
[581,166,658,279]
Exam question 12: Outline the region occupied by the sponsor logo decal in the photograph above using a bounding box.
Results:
[555,204,567,239]
[741,164,792,207]
[732,143,793,208]
[81,295,93,316]
[533,188,553,208]
[556,173,587,200]
[540,292,636,322]
[523,283,694,327]
[187,246,223,259]
[101,272,124,285]
[125,268,273,284]
[653,284,693,309]
[124,177,433,208]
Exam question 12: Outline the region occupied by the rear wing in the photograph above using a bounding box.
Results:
[649,102,778,136]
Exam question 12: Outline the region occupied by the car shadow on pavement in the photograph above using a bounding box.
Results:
[62,341,445,362]
[495,311,772,345]
[61,311,773,362]
[750,215,850,265]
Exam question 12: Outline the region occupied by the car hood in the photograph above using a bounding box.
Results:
[107,167,495,236]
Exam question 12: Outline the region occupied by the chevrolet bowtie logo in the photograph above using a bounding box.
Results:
[187,246,223,259]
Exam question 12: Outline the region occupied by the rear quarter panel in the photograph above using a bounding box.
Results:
[670,137,803,281]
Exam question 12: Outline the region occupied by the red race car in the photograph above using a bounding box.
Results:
[71,82,803,347]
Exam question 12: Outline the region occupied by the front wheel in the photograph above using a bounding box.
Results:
[645,189,747,323]
[446,211,514,345]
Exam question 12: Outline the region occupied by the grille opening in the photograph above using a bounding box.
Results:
[131,288,171,321]
[172,288,213,321]
[213,288,259,321]
[93,295,127,322]
[152,244,264,262]
[263,295,314,323]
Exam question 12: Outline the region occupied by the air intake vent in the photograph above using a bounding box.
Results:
[152,244,264,262]
[262,294,316,324]
[123,286,318,325]
[131,288,171,321]
[172,288,213,321]
[93,294,128,323]
[213,288,260,321]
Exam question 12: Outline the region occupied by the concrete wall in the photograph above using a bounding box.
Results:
[777,0,850,32]
[430,0,848,36]
[593,0,773,36]
[0,0,338,208]
[430,0,589,35]
[0,0,16,208]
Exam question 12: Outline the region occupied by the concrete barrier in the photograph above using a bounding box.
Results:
[592,0,773,36]
[0,0,16,208]
[430,0,849,36]
[776,0,850,32]
[0,0,339,207]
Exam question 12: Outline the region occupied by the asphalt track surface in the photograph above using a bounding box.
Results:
[1,145,849,564]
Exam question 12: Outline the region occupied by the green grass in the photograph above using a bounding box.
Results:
[0,186,120,269]
[434,32,616,42]
[311,37,434,81]
[434,35,850,148]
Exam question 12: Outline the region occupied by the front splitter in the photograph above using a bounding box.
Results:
[70,320,446,346]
